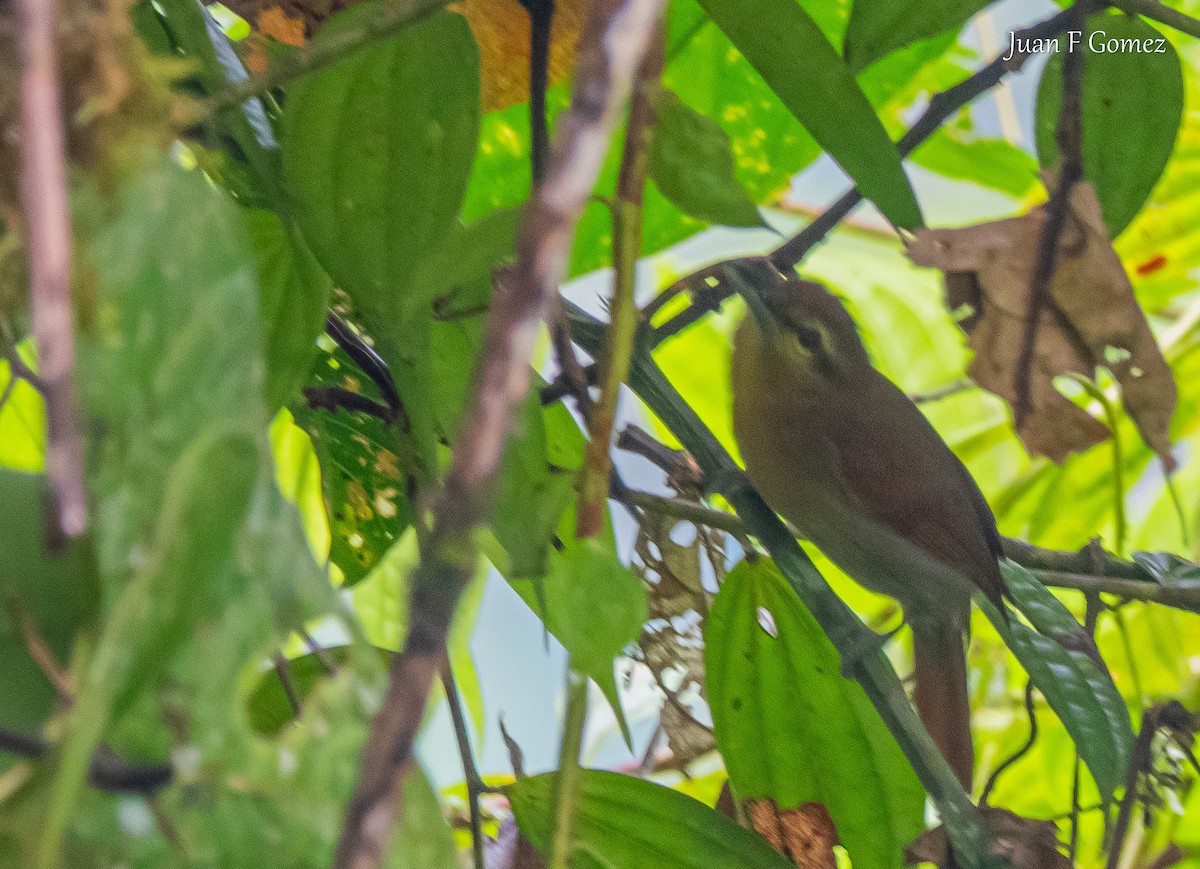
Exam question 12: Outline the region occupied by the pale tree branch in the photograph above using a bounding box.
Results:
[331,0,666,864]
[16,0,87,540]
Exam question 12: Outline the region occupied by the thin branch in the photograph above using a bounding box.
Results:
[1014,0,1087,427]
[1107,0,1200,38]
[302,386,396,423]
[526,0,554,186]
[324,313,407,429]
[0,728,173,795]
[272,653,303,720]
[979,682,1038,806]
[577,23,664,538]
[646,4,1082,349]
[548,667,589,869]
[441,663,485,869]
[207,0,448,115]
[540,362,599,405]
[624,489,745,536]
[628,487,1200,608]
[16,0,87,540]
[332,1,665,864]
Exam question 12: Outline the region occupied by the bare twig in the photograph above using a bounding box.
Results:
[1014,0,1087,427]
[324,313,408,429]
[16,0,87,539]
[302,386,396,423]
[207,0,448,115]
[624,489,744,535]
[332,1,664,864]
[578,23,664,538]
[441,663,485,869]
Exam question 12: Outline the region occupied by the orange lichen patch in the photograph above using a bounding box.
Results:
[259,5,307,45]
[454,0,588,111]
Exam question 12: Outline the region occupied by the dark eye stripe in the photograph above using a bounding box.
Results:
[795,325,822,350]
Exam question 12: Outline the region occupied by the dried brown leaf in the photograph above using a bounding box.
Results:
[904,807,1070,869]
[745,798,838,869]
[908,182,1176,469]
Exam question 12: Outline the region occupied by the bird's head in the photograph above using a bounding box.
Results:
[730,258,872,390]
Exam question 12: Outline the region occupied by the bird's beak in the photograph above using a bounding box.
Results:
[726,258,783,335]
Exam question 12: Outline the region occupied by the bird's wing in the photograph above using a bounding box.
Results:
[824,378,1008,614]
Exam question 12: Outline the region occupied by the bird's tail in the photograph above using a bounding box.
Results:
[912,621,974,792]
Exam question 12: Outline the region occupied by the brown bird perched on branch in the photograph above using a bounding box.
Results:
[729,257,1008,790]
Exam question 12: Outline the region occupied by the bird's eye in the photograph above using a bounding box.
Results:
[794,324,822,351]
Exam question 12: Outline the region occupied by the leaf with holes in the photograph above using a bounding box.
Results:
[705,559,924,869]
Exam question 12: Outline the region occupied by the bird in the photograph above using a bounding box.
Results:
[729,257,1008,790]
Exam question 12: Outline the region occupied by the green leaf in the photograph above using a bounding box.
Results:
[910,132,1039,199]
[1036,12,1183,237]
[705,559,925,869]
[494,393,578,581]
[697,0,922,229]
[649,89,763,228]
[42,157,271,863]
[282,3,480,327]
[291,342,412,587]
[509,770,794,869]
[546,538,649,678]
[0,344,45,471]
[982,562,1134,801]
[390,766,460,869]
[844,0,991,73]
[243,210,333,410]
[0,471,99,734]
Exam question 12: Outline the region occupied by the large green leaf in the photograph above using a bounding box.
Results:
[41,158,270,863]
[243,210,333,410]
[1036,12,1183,237]
[0,472,99,735]
[982,563,1134,801]
[509,770,794,868]
[844,0,992,72]
[546,538,649,679]
[282,3,480,326]
[649,89,763,228]
[696,0,922,229]
[705,559,925,869]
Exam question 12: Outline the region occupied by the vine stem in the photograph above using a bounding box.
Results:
[577,22,664,537]
[548,667,590,869]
